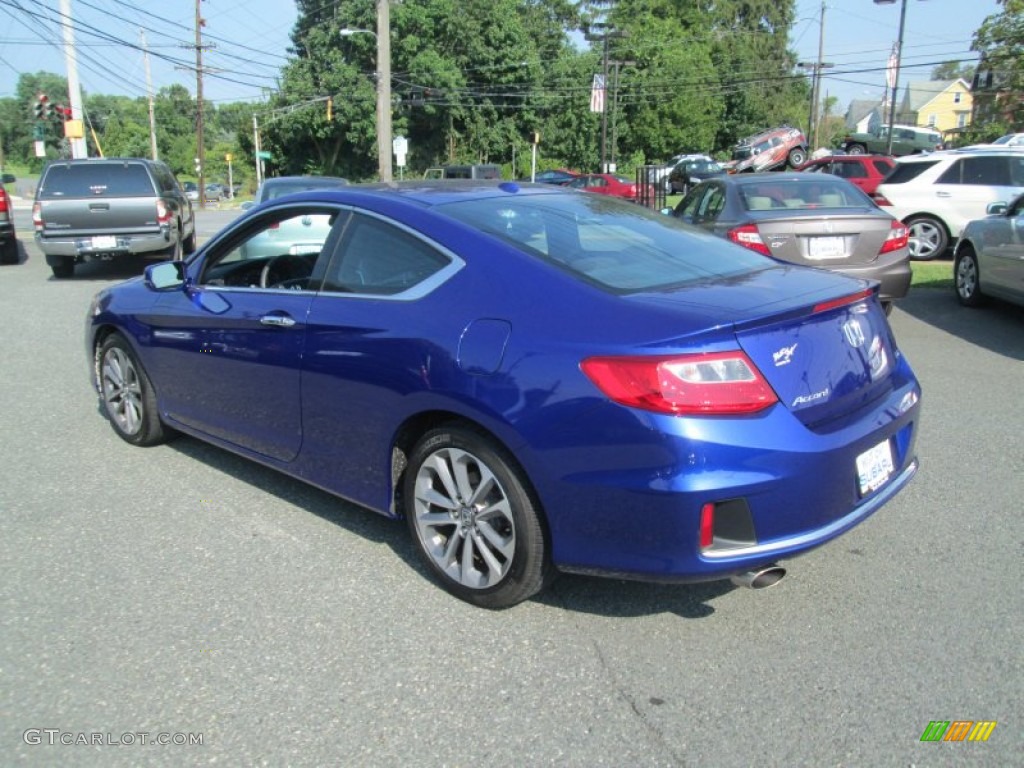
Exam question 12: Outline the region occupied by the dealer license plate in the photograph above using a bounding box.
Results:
[856,439,895,496]
[91,235,117,249]
[807,236,845,260]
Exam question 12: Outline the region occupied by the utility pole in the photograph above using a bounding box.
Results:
[141,30,158,160]
[376,0,393,182]
[797,2,834,150]
[194,0,206,208]
[584,24,628,172]
[59,0,88,158]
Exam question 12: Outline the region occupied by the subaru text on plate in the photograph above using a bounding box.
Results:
[86,181,921,609]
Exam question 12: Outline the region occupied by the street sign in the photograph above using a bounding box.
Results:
[393,135,408,168]
[256,151,272,160]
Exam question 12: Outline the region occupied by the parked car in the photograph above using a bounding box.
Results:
[729,126,808,173]
[989,133,1024,147]
[669,173,911,310]
[667,157,727,195]
[32,158,196,278]
[524,169,579,185]
[242,175,351,209]
[203,183,226,202]
[424,164,502,180]
[796,154,895,196]
[0,174,20,265]
[646,154,710,192]
[183,181,199,202]
[85,181,920,608]
[841,125,943,156]
[565,173,651,201]
[873,147,1024,259]
[952,194,1024,308]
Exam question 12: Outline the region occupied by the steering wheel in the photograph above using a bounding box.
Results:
[259,254,314,289]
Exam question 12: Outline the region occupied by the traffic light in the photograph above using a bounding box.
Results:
[53,103,71,121]
[326,96,333,122]
[33,93,48,120]
[530,131,541,145]
[43,100,54,120]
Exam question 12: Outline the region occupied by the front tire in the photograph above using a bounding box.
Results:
[788,147,807,168]
[404,425,552,609]
[906,216,949,260]
[954,246,985,307]
[97,334,168,446]
[846,143,867,155]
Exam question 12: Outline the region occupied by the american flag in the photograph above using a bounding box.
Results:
[590,73,606,113]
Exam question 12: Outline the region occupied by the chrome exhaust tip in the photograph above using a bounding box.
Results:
[729,565,786,589]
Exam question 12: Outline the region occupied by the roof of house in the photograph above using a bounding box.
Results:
[845,99,883,127]
[902,79,971,112]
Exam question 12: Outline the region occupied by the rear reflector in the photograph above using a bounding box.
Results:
[581,351,778,415]
[699,503,715,549]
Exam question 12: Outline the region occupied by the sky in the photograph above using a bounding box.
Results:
[0,0,1005,111]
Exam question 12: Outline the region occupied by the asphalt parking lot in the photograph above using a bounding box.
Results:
[1,207,1021,767]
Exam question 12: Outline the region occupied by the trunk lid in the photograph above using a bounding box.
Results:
[750,210,891,267]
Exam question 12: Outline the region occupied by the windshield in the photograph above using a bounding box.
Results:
[437,193,770,293]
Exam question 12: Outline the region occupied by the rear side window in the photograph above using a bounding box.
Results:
[39,163,155,198]
[872,159,894,176]
[937,157,1011,186]
[882,161,940,185]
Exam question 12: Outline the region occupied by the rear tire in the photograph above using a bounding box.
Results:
[906,216,948,260]
[404,425,553,609]
[97,333,168,446]
[954,246,985,307]
[846,143,867,155]
[788,147,807,168]
[50,257,75,278]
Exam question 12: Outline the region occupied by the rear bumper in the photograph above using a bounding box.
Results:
[36,229,172,262]
[834,254,912,302]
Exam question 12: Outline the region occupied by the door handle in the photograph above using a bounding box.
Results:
[936,191,952,197]
[259,313,296,328]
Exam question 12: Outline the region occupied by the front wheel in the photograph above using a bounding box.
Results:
[404,425,553,609]
[97,334,169,446]
[954,246,985,307]
[787,147,807,168]
[906,216,949,260]
[846,143,867,155]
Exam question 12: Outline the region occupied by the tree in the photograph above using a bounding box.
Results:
[972,0,1024,127]
[931,60,975,81]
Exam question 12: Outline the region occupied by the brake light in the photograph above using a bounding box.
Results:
[581,351,778,415]
[812,288,874,314]
[727,223,771,256]
[32,201,43,231]
[0,191,8,215]
[872,193,892,206]
[879,218,908,255]
[156,200,172,225]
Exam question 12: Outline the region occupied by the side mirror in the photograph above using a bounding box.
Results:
[659,207,674,216]
[144,261,185,291]
[986,202,1008,216]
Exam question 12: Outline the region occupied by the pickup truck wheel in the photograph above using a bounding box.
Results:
[846,143,867,155]
[50,258,75,278]
[97,333,169,446]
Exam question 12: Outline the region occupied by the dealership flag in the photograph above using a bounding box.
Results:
[590,73,606,113]
[885,43,899,91]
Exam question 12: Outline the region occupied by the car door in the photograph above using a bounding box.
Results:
[935,155,1024,237]
[984,194,1024,301]
[142,203,347,461]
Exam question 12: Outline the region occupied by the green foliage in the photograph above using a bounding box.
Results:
[973,0,1024,126]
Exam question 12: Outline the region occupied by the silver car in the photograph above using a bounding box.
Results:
[953,194,1024,308]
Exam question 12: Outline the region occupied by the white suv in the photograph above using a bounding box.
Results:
[874,148,1024,259]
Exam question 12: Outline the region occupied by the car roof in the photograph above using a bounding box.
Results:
[258,180,565,209]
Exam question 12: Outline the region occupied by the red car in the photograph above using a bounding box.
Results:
[566,173,652,202]
[796,154,895,196]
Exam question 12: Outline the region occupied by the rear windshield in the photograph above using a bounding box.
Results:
[39,163,155,198]
[738,179,872,210]
[437,193,770,293]
[882,161,940,185]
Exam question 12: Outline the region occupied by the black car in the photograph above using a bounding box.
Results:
[1,173,18,264]
[522,169,580,185]
[667,158,727,195]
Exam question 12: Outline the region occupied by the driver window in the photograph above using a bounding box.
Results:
[199,206,342,290]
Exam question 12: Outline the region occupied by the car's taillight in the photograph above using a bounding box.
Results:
[156,200,172,225]
[872,193,892,206]
[879,218,908,255]
[0,192,8,215]
[581,351,779,415]
[32,201,43,231]
[727,223,771,256]
[812,288,874,314]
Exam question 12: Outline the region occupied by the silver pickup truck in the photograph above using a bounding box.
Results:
[32,158,196,278]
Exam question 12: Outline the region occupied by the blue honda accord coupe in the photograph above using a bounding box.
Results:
[86,181,921,608]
